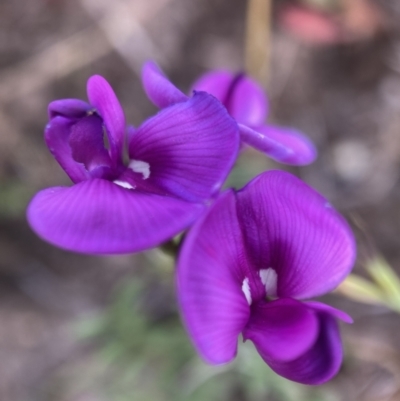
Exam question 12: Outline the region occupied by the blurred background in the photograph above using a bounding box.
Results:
[1,0,400,400]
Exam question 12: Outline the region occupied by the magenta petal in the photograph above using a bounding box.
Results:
[265,310,344,385]
[69,115,112,172]
[239,124,317,165]
[191,70,235,104]
[48,99,91,120]
[243,298,319,362]
[177,191,251,364]
[259,125,317,165]
[192,71,268,127]
[227,75,268,127]
[27,179,204,254]
[87,75,125,165]
[306,302,353,324]
[45,116,89,183]
[236,170,356,299]
[129,92,239,203]
[142,61,188,108]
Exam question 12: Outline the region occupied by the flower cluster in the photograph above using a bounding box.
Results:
[27,62,356,385]
[27,75,239,253]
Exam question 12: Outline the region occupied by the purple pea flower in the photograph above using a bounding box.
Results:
[142,62,316,165]
[177,170,356,384]
[27,75,239,254]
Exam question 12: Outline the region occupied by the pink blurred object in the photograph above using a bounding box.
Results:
[278,0,385,46]
[279,4,342,45]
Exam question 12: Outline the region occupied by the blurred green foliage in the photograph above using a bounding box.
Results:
[224,149,273,190]
[0,182,33,218]
[338,256,400,314]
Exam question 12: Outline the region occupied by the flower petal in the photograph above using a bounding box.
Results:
[129,92,239,203]
[177,190,251,364]
[142,61,188,108]
[265,309,344,385]
[48,99,91,120]
[239,124,317,165]
[236,170,356,299]
[191,70,235,103]
[226,75,268,127]
[27,179,204,254]
[45,116,89,183]
[242,298,319,362]
[192,71,268,127]
[69,114,113,174]
[306,301,353,323]
[87,75,125,166]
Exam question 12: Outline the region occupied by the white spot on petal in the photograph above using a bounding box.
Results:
[129,160,150,180]
[259,268,277,297]
[242,277,252,305]
[113,180,135,190]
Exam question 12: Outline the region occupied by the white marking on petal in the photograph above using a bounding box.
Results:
[242,277,252,305]
[113,180,135,190]
[259,268,277,297]
[129,160,150,180]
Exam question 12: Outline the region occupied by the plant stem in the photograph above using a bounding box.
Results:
[244,0,272,88]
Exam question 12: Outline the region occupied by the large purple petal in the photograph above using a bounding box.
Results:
[192,71,268,127]
[27,179,204,254]
[239,124,317,165]
[236,170,356,299]
[177,191,251,364]
[129,92,239,203]
[142,61,188,108]
[45,116,89,183]
[48,99,91,120]
[242,298,319,362]
[265,309,344,385]
[87,75,125,166]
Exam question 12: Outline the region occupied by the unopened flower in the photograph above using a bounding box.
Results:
[142,62,316,165]
[177,170,356,384]
[27,76,239,254]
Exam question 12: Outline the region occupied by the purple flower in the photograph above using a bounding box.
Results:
[27,75,239,254]
[142,62,316,165]
[177,170,356,384]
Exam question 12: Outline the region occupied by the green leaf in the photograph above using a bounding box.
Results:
[335,274,387,306]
